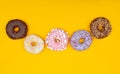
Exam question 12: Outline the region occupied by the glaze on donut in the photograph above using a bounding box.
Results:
[6,19,28,39]
[46,28,69,51]
[70,30,92,50]
[24,35,44,54]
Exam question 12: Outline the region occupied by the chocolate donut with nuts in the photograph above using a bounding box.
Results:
[90,17,112,39]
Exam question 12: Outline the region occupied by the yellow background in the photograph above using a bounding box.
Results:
[0,0,119,74]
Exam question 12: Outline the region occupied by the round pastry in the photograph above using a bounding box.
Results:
[6,19,28,39]
[70,30,92,50]
[46,28,69,51]
[90,17,112,39]
[24,35,44,54]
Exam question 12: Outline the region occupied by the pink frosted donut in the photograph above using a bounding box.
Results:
[46,28,69,51]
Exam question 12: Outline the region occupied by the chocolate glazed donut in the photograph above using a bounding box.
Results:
[90,17,112,39]
[6,19,28,39]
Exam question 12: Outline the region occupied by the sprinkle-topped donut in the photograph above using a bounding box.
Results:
[90,17,112,39]
[70,30,92,50]
[46,28,69,51]
[24,35,44,54]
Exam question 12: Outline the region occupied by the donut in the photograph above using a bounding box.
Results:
[70,30,92,50]
[90,17,112,39]
[6,19,28,39]
[46,28,69,51]
[24,35,44,54]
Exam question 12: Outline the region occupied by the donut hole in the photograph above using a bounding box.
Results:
[31,42,37,47]
[79,38,85,44]
[13,26,20,33]
[98,24,104,31]
[55,38,60,43]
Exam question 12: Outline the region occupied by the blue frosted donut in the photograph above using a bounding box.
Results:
[70,30,92,50]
